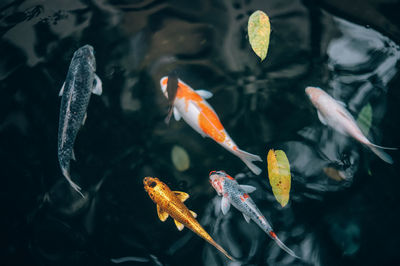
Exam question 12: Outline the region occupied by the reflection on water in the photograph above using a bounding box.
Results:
[1,0,400,265]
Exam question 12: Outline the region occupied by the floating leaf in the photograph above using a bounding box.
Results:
[267,149,291,207]
[248,10,271,61]
[323,167,346,181]
[171,145,190,171]
[356,103,372,136]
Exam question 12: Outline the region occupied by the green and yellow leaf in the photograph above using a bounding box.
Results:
[171,145,190,171]
[248,10,271,61]
[267,149,291,207]
[356,103,372,136]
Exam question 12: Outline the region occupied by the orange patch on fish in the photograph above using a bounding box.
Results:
[269,231,277,238]
[175,81,203,111]
[226,174,235,180]
[198,102,226,143]
[243,193,249,199]
[162,78,168,86]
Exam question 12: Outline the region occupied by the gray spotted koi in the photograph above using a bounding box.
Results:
[58,44,102,197]
[209,170,299,258]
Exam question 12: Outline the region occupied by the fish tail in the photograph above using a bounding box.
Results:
[207,238,235,261]
[61,168,85,197]
[268,231,300,259]
[367,145,394,164]
[234,148,263,175]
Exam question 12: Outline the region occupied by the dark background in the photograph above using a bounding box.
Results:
[1,0,400,265]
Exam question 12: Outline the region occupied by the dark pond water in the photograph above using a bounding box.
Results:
[2,0,400,265]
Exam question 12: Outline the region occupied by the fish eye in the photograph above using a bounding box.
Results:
[149,181,157,188]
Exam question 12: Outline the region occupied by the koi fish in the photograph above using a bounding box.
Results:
[209,171,299,258]
[143,177,234,261]
[305,86,396,164]
[58,45,102,196]
[160,77,262,175]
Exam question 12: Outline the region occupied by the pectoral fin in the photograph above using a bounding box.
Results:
[190,210,197,218]
[59,82,65,96]
[157,205,169,222]
[173,108,181,121]
[317,111,327,125]
[336,100,347,107]
[240,185,256,193]
[174,219,184,231]
[221,196,230,215]
[72,149,76,161]
[173,191,189,202]
[243,213,251,223]
[92,74,103,95]
[82,113,87,126]
[195,90,213,99]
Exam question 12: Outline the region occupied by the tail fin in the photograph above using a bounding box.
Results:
[268,231,300,259]
[234,148,263,175]
[61,168,85,198]
[207,239,235,261]
[368,145,394,164]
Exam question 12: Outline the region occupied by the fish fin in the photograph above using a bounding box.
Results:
[221,196,230,215]
[367,142,397,150]
[82,113,87,126]
[173,108,181,121]
[335,100,347,107]
[173,191,189,202]
[157,205,169,222]
[92,74,103,95]
[268,231,300,259]
[190,210,197,218]
[233,148,262,175]
[61,168,84,198]
[195,89,213,99]
[368,145,394,164]
[174,219,184,231]
[243,213,251,223]
[71,149,76,161]
[59,82,65,96]
[240,184,256,193]
[317,111,327,125]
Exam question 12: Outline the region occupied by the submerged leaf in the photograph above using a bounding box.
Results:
[171,145,190,171]
[323,167,346,181]
[356,103,372,136]
[267,149,291,207]
[248,10,271,61]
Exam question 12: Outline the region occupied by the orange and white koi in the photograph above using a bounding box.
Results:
[143,177,234,261]
[209,171,299,258]
[160,77,262,175]
[305,86,396,164]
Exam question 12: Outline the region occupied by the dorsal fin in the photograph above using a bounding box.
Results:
[173,191,189,202]
[157,205,169,222]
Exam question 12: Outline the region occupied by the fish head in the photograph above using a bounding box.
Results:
[143,177,162,201]
[209,170,228,196]
[74,45,96,71]
[159,76,169,98]
[305,86,324,106]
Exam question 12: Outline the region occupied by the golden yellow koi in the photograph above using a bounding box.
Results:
[143,177,234,261]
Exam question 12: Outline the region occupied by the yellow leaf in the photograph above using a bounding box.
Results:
[267,149,291,207]
[248,10,271,61]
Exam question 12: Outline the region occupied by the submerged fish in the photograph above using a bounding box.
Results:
[160,77,262,175]
[58,45,102,196]
[305,86,396,164]
[209,171,299,258]
[143,177,234,261]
